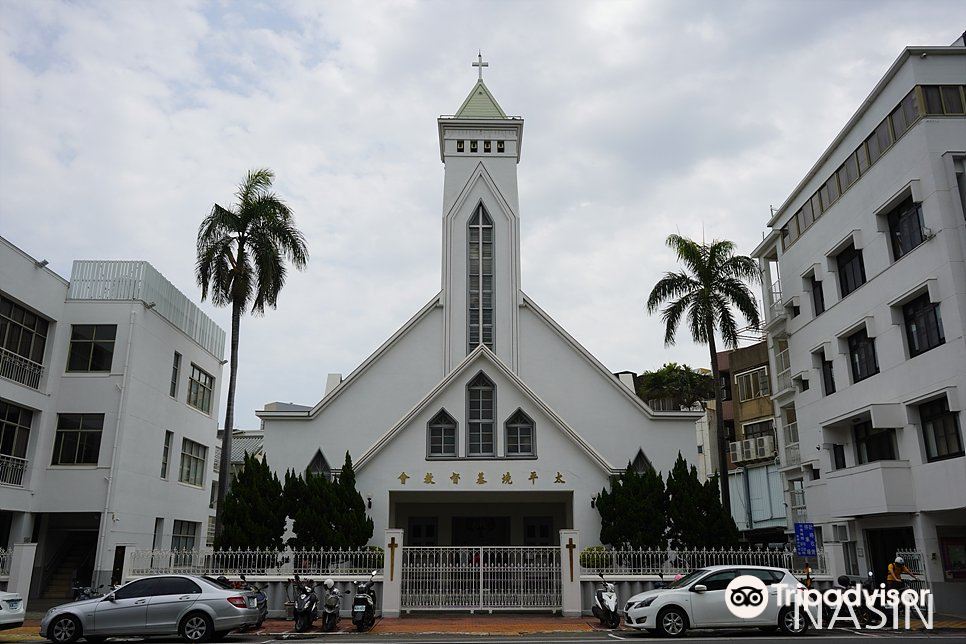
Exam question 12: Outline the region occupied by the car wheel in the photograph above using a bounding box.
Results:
[180,612,214,643]
[778,606,809,635]
[48,614,82,644]
[657,606,688,638]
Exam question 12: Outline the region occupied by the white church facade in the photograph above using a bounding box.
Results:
[258,67,701,548]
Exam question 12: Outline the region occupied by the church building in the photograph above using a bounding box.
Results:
[258,60,701,548]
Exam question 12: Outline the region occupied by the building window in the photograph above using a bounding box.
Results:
[1,295,49,366]
[0,400,32,460]
[735,367,769,402]
[483,140,491,153]
[456,140,464,152]
[209,481,217,509]
[836,243,866,298]
[719,372,732,401]
[743,419,774,439]
[187,364,214,414]
[847,328,879,383]
[497,140,505,153]
[169,352,181,398]
[171,520,198,551]
[837,152,860,192]
[205,517,216,547]
[161,430,173,478]
[889,89,921,139]
[832,444,847,470]
[52,413,103,465]
[810,277,825,316]
[505,409,535,456]
[179,438,207,487]
[467,372,495,456]
[919,397,963,462]
[903,294,944,357]
[66,324,116,372]
[470,140,478,153]
[854,421,896,464]
[923,85,966,115]
[467,205,494,352]
[887,199,926,260]
[865,118,893,165]
[821,359,836,396]
[820,175,840,209]
[427,409,457,457]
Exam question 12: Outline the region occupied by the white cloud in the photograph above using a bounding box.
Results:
[1,0,961,426]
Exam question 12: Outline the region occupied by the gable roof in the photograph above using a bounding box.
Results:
[354,344,615,474]
[256,293,442,420]
[520,293,703,421]
[455,80,507,119]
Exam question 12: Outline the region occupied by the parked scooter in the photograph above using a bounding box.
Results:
[321,578,342,632]
[71,582,104,602]
[289,574,322,632]
[239,574,269,628]
[351,570,379,632]
[591,574,620,629]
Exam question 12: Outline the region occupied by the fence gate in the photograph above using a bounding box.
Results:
[895,549,929,593]
[401,546,561,611]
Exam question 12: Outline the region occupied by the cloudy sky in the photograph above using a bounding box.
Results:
[1,1,962,427]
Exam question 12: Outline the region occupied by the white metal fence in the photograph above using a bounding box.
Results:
[0,347,43,389]
[129,548,383,577]
[0,454,28,487]
[895,549,928,592]
[402,546,561,611]
[580,547,827,576]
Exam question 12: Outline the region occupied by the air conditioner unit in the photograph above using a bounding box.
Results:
[730,441,743,462]
[755,435,776,458]
[741,438,755,462]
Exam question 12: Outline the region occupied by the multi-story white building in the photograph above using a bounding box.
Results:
[0,236,225,599]
[753,40,966,612]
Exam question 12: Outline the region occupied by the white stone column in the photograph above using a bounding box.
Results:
[559,529,580,617]
[381,529,404,618]
[9,542,37,609]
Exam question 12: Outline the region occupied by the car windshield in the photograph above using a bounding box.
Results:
[666,569,708,589]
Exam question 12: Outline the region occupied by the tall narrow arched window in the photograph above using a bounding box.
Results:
[467,372,495,456]
[505,409,535,456]
[306,450,331,479]
[467,205,494,353]
[427,409,457,457]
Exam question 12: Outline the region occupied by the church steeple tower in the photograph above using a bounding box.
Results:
[438,55,524,374]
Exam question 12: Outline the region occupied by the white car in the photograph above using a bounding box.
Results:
[0,591,25,630]
[623,565,808,637]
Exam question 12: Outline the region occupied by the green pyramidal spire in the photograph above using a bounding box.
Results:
[455,79,507,119]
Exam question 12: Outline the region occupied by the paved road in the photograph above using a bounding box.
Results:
[31,630,953,644]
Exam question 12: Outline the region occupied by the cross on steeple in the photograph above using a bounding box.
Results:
[472,51,488,81]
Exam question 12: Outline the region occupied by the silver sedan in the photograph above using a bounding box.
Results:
[40,575,260,643]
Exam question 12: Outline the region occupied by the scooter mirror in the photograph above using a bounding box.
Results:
[371,570,378,577]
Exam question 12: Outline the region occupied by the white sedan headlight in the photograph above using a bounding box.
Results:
[631,596,657,609]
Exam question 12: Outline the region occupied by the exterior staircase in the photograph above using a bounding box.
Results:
[42,541,95,600]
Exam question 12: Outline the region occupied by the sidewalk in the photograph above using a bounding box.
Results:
[259,615,598,635]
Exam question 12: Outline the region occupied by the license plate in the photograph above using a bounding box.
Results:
[247,597,256,608]
[353,606,365,612]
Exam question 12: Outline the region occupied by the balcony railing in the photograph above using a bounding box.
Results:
[0,454,28,487]
[784,442,801,467]
[775,348,792,392]
[768,279,784,320]
[783,421,799,446]
[0,347,43,389]
[789,488,808,524]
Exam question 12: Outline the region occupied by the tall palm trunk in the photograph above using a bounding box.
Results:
[215,300,241,539]
[706,324,731,514]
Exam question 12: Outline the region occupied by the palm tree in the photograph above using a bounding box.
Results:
[196,168,308,538]
[646,234,760,514]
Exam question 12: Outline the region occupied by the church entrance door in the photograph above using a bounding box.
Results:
[451,516,510,546]
[401,545,561,611]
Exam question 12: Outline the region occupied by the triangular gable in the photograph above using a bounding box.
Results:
[455,80,507,119]
[444,162,517,225]
[256,292,442,419]
[354,345,614,474]
[521,292,703,421]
